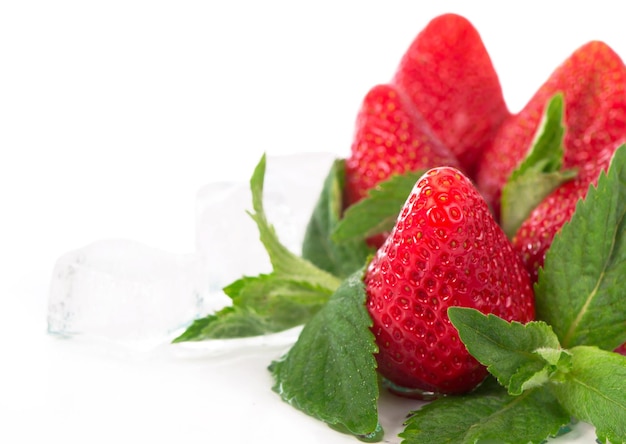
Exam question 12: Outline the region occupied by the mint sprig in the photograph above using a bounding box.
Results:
[550,345,626,443]
[447,307,626,444]
[247,155,342,289]
[401,377,570,444]
[447,308,570,396]
[269,268,382,441]
[173,154,342,342]
[500,93,577,238]
[535,143,626,350]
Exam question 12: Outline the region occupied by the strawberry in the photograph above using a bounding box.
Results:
[477,41,626,218]
[484,41,626,281]
[364,167,535,397]
[392,13,510,178]
[344,83,459,209]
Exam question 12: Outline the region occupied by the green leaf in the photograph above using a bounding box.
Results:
[501,93,577,238]
[172,275,331,341]
[447,307,568,395]
[172,305,275,341]
[301,159,372,278]
[173,154,342,342]
[249,154,343,290]
[535,143,626,350]
[550,345,626,443]
[225,275,330,324]
[269,269,381,440]
[502,170,577,238]
[332,169,426,243]
[401,377,570,444]
[510,93,567,182]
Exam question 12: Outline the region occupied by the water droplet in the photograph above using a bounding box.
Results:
[356,423,384,443]
[381,378,439,401]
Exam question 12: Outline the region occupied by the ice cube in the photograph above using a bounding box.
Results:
[47,239,209,351]
[47,152,337,351]
[195,152,337,294]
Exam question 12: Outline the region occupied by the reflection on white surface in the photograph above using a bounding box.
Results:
[9,331,597,444]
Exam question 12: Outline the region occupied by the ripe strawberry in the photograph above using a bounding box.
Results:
[477,41,626,218]
[479,42,626,354]
[344,83,459,209]
[392,13,510,178]
[364,167,535,397]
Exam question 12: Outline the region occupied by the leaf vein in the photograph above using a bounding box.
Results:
[563,206,626,347]
[568,374,626,411]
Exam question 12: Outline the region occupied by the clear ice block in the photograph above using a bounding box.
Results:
[47,239,209,350]
[47,152,337,350]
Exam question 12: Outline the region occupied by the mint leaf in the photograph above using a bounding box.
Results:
[447,307,568,395]
[332,169,425,243]
[173,154,342,342]
[510,93,567,181]
[401,377,570,444]
[501,170,577,238]
[269,269,381,440]
[501,93,577,238]
[301,159,372,278]
[550,345,626,443]
[225,275,330,324]
[173,275,330,341]
[535,143,626,350]
[249,154,342,290]
[172,305,274,341]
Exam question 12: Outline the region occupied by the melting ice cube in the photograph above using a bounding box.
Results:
[47,152,337,350]
[47,239,209,350]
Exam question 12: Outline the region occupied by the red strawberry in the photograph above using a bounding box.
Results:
[392,13,510,177]
[477,41,626,218]
[485,42,626,282]
[344,83,459,208]
[364,167,535,397]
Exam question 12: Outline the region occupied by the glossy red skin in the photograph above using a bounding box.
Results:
[477,41,626,218]
[364,167,535,397]
[392,13,510,178]
[344,84,459,210]
[615,343,626,356]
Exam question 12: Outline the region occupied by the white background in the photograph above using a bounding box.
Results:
[0,1,621,443]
